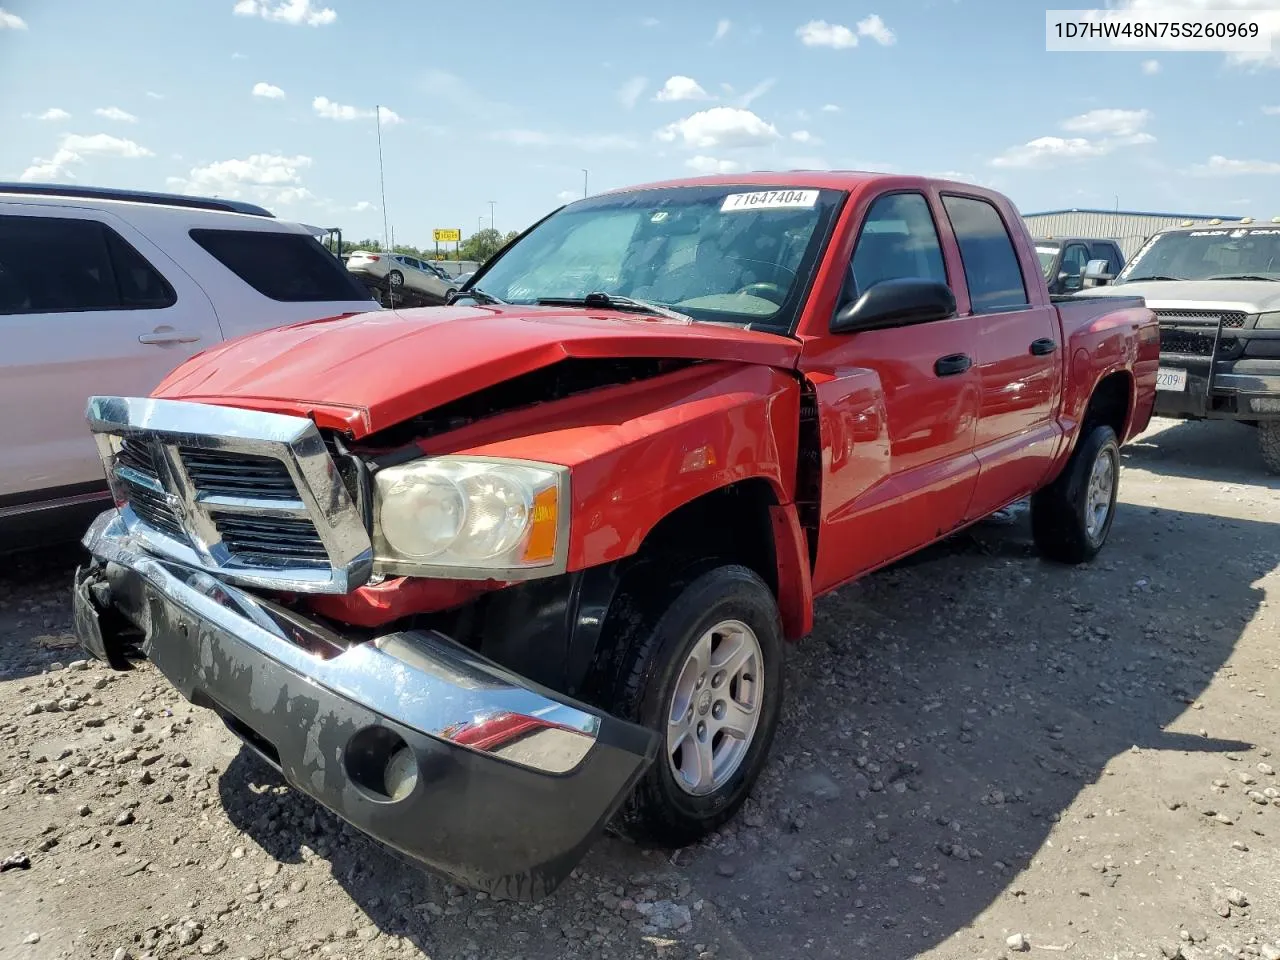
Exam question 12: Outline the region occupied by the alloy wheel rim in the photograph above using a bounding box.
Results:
[1085,446,1116,541]
[665,619,764,797]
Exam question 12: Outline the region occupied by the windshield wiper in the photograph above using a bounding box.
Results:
[535,292,693,323]
[1122,275,1187,282]
[1206,274,1280,282]
[449,286,505,305]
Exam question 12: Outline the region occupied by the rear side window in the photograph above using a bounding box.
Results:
[190,229,372,303]
[0,214,176,315]
[941,196,1029,312]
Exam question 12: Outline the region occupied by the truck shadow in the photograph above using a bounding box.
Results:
[217,497,1273,959]
[0,542,88,683]
[1121,417,1280,489]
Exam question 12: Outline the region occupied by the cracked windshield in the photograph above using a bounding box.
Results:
[3,1,1280,959]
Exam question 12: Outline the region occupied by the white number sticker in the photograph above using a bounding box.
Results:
[721,190,819,212]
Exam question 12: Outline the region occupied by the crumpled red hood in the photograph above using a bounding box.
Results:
[153,304,800,436]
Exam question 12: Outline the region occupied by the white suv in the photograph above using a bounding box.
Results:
[0,183,381,549]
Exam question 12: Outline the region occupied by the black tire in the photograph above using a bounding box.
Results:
[388,269,404,287]
[1259,422,1280,475]
[599,564,784,847]
[1031,423,1120,564]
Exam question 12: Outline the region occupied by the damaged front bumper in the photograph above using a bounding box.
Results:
[73,509,657,900]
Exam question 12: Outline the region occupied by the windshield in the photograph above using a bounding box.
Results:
[1035,245,1060,278]
[1117,227,1280,282]
[470,185,844,330]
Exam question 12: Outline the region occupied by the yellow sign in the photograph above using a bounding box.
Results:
[433,228,461,243]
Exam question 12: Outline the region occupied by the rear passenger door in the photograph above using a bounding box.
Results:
[939,194,1062,521]
[0,207,222,503]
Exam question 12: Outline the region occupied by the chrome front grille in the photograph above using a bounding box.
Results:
[87,396,373,594]
[179,447,300,500]
[1154,308,1247,329]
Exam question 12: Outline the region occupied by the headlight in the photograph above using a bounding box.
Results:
[372,458,568,578]
[1255,312,1280,329]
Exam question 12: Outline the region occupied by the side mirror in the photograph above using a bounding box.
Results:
[1082,259,1112,288]
[1059,270,1084,292]
[831,278,957,334]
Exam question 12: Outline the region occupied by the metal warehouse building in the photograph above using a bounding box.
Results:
[1021,208,1247,261]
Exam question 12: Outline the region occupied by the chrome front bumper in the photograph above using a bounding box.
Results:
[74,509,657,900]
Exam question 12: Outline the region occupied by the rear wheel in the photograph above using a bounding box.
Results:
[1031,423,1120,564]
[388,269,404,287]
[598,564,784,846]
[1259,421,1280,475]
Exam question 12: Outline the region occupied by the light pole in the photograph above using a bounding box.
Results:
[488,200,496,233]
[375,103,390,250]
[582,168,589,198]
[478,215,483,234]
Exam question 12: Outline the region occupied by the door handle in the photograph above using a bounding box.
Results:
[1030,338,1058,356]
[934,353,972,377]
[139,330,201,345]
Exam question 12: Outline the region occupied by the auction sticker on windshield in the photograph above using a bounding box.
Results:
[721,190,819,212]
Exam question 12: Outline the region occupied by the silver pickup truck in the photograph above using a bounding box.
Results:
[1076,221,1280,473]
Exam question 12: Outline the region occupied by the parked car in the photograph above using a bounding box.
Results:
[345,250,457,304]
[1033,236,1126,294]
[0,182,379,549]
[1072,220,1280,472]
[71,171,1157,901]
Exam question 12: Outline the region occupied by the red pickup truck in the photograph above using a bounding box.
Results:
[71,172,1158,901]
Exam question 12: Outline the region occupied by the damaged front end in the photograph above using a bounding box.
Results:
[71,396,657,900]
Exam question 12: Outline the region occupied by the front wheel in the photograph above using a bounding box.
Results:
[1031,423,1120,564]
[1259,421,1280,475]
[388,269,404,287]
[600,564,784,847]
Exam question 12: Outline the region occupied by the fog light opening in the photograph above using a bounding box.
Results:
[344,726,419,802]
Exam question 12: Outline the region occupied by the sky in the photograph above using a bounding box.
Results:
[2,0,1279,249]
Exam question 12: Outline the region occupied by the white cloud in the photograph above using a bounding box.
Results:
[94,106,138,123]
[991,136,1109,168]
[641,16,659,27]
[797,20,858,49]
[821,103,841,113]
[736,78,775,108]
[617,76,648,109]
[0,7,26,29]
[20,133,154,182]
[231,51,248,59]
[1141,59,1161,74]
[1060,108,1150,137]
[352,200,373,212]
[655,76,713,102]
[713,18,731,41]
[992,108,1156,168]
[252,81,285,99]
[556,190,580,202]
[1112,0,1280,68]
[657,106,780,149]
[786,155,832,170]
[34,108,70,121]
[1263,105,1280,115]
[790,130,822,144]
[146,91,164,100]
[377,105,402,126]
[233,0,335,26]
[856,14,896,46]
[491,129,636,151]
[1191,155,1280,176]
[310,96,401,125]
[167,152,313,206]
[686,156,742,174]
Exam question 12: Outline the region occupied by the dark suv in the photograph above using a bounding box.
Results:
[1034,237,1127,295]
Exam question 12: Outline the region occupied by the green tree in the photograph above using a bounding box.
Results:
[460,227,507,263]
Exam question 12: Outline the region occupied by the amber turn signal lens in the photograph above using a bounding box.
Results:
[522,486,559,563]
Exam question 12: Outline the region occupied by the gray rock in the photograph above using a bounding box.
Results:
[114,809,135,827]
[23,933,40,944]
[1259,945,1280,960]
[636,900,693,932]
[174,921,203,946]
[1232,840,1250,852]
[1259,763,1276,777]
[1006,933,1029,952]
[1225,887,1248,907]
[68,659,89,671]
[112,949,131,960]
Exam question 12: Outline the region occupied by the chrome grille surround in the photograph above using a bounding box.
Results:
[86,396,373,594]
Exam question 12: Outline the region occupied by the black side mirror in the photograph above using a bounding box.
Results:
[831,278,957,334]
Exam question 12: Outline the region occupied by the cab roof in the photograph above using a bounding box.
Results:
[595,170,988,196]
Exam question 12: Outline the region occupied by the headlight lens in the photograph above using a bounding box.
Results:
[1255,312,1280,329]
[373,458,567,577]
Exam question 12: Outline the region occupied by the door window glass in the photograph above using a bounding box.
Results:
[941,195,1029,312]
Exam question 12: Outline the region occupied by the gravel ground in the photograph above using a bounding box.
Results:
[2,415,1279,960]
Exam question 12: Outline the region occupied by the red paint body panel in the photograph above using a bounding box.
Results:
[152,305,798,437]
[144,171,1158,639]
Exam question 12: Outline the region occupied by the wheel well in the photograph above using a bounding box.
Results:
[636,479,780,596]
[1082,371,1132,441]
